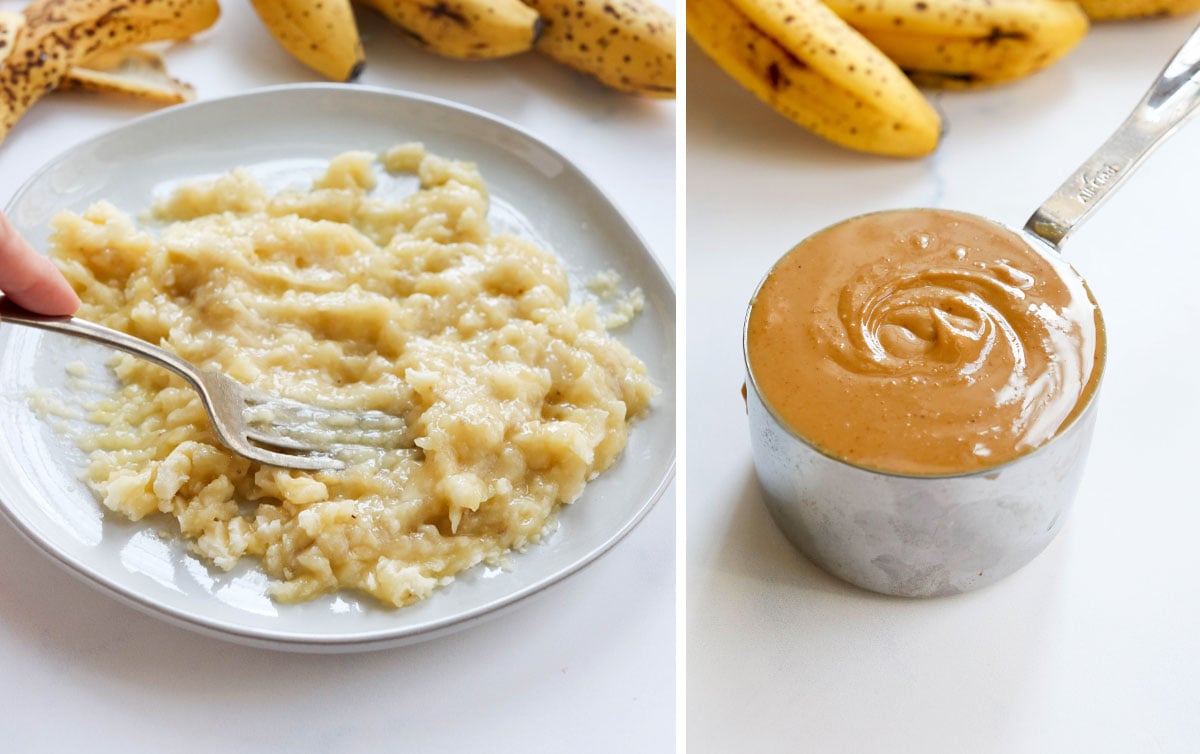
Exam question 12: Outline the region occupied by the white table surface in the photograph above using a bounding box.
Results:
[0,3,675,751]
[687,18,1200,754]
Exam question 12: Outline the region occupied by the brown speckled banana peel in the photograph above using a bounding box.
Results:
[1074,0,1200,19]
[355,0,541,59]
[250,0,365,80]
[0,11,20,58]
[523,0,676,97]
[62,48,196,105]
[2,14,192,105]
[824,0,1088,89]
[687,0,940,156]
[0,0,219,145]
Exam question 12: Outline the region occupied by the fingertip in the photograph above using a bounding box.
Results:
[45,284,82,316]
[6,259,81,316]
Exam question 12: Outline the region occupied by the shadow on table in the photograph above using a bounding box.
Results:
[694,464,1074,751]
[710,464,871,599]
[712,462,1075,607]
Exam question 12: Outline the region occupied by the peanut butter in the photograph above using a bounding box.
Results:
[746,209,1105,476]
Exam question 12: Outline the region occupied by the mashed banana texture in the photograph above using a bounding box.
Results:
[50,145,654,607]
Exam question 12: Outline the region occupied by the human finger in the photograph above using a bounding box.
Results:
[0,211,80,316]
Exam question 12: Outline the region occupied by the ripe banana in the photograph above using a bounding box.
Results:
[687,0,940,156]
[1074,0,1200,19]
[523,0,675,97]
[1,0,219,144]
[249,0,365,81]
[356,0,541,59]
[823,0,1089,88]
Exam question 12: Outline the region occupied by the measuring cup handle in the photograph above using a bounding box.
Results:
[1025,22,1200,250]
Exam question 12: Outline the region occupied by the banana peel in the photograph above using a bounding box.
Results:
[688,0,941,156]
[249,0,365,81]
[1076,0,1200,19]
[0,10,19,58]
[356,0,542,60]
[62,48,196,105]
[824,0,1089,89]
[0,0,219,144]
[524,0,676,96]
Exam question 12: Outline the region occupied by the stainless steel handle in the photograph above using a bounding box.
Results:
[0,296,205,391]
[1025,23,1200,250]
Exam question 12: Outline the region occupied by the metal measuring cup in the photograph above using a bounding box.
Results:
[744,25,1200,598]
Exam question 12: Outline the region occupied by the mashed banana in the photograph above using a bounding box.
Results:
[50,145,654,607]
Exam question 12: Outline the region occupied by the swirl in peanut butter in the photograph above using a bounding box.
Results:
[746,209,1105,475]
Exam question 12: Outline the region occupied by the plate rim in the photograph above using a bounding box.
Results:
[0,83,676,651]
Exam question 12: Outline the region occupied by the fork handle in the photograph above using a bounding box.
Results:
[0,296,206,390]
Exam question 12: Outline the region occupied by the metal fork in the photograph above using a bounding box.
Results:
[0,297,404,471]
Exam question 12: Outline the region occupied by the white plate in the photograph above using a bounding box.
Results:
[0,85,675,652]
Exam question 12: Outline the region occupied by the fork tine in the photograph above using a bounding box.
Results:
[193,371,350,471]
[0,306,357,475]
[243,428,318,453]
[207,408,345,470]
[244,447,345,471]
[243,392,407,432]
[246,420,412,452]
[242,394,411,453]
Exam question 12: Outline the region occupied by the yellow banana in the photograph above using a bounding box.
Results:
[1074,0,1200,19]
[249,0,365,81]
[1,0,219,145]
[523,0,675,97]
[687,0,940,156]
[355,0,541,59]
[824,0,1088,88]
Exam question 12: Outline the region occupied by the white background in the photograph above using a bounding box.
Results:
[687,18,1200,754]
[0,2,675,751]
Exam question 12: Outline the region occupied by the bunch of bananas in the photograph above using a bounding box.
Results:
[688,0,1200,156]
[250,0,675,96]
[0,0,673,146]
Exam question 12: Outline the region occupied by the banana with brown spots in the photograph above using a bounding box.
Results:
[355,0,541,59]
[824,0,1089,88]
[0,0,220,145]
[2,13,195,105]
[250,0,366,80]
[1074,0,1200,19]
[687,0,940,156]
[523,0,675,97]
